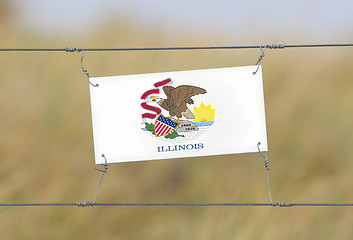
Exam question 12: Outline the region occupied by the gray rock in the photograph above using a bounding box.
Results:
[175,120,199,133]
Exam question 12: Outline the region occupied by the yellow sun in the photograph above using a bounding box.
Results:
[193,102,215,122]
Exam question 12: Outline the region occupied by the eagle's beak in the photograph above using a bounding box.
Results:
[151,96,157,102]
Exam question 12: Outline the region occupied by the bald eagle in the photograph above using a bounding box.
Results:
[152,85,207,120]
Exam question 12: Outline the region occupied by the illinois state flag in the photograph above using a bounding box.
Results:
[89,66,268,164]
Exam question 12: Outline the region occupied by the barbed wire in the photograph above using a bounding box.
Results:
[0,43,352,52]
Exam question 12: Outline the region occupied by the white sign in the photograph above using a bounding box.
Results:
[89,66,268,164]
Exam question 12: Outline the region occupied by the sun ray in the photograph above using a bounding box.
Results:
[193,102,215,122]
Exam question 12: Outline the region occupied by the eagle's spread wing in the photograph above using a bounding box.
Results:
[162,86,174,97]
[173,85,207,108]
[161,85,206,118]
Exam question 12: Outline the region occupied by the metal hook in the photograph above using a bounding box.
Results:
[252,45,267,75]
[257,142,268,163]
[92,154,108,206]
[95,154,108,173]
[81,49,99,87]
[257,142,274,205]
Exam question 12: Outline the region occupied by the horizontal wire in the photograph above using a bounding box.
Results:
[0,203,78,206]
[1,202,353,207]
[0,43,353,52]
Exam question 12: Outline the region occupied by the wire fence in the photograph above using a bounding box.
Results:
[1,42,353,207]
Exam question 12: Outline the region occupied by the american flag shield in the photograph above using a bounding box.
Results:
[154,115,179,137]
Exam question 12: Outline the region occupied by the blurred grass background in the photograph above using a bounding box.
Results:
[1,1,353,239]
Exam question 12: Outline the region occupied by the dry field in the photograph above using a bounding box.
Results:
[1,14,353,239]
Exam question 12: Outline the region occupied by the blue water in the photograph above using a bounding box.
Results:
[194,121,214,127]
